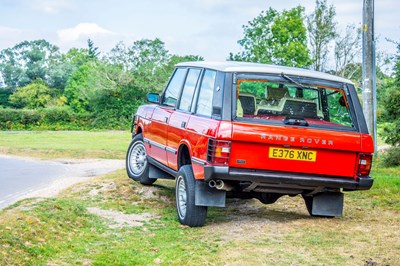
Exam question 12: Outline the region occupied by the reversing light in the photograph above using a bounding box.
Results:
[357,153,373,176]
[207,139,231,165]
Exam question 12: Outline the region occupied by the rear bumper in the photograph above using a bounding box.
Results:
[204,166,373,191]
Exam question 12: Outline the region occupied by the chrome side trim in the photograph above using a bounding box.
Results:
[144,138,177,154]
[166,146,177,155]
[192,157,206,166]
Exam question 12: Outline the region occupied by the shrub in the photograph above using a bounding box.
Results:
[9,80,53,109]
[381,146,400,167]
[0,107,92,130]
[39,106,73,124]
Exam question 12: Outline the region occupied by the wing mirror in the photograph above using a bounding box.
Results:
[147,93,160,104]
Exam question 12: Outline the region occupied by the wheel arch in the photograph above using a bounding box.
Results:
[178,143,192,169]
[136,126,143,135]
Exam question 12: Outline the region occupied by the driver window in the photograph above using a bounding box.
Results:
[162,68,187,107]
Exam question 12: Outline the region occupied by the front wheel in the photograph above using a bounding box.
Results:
[126,133,156,185]
[175,165,207,227]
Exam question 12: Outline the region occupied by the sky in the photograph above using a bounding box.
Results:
[0,0,399,67]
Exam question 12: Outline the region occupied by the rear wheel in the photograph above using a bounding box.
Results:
[175,165,207,227]
[302,195,314,215]
[126,133,156,185]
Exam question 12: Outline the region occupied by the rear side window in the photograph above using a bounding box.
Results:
[195,70,216,117]
[178,68,201,112]
[162,68,187,107]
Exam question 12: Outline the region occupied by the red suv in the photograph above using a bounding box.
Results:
[126,61,374,227]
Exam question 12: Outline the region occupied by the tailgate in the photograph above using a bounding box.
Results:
[229,122,361,178]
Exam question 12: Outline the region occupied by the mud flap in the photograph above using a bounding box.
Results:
[195,181,226,207]
[312,192,344,217]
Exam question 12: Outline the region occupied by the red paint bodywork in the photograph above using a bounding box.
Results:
[136,103,374,182]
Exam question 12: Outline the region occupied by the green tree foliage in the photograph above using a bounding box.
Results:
[87,38,100,60]
[9,79,52,109]
[0,88,12,107]
[307,0,337,71]
[0,40,59,90]
[109,39,203,93]
[47,48,92,90]
[334,24,361,77]
[230,6,311,68]
[381,41,400,147]
[63,64,92,113]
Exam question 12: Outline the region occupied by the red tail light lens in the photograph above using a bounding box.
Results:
[207,139,231,165]
[357,154,373,176]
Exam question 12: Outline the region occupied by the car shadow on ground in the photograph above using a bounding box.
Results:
[145,181,314,225]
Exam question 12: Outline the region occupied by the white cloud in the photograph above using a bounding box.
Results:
[0,26,25,49]
[0,25,22,35]
[31,0,74,14]
[54,23,130,53]
[57,23,113,43]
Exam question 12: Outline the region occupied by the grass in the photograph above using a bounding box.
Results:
[0,130,130,159]
[0,172,222,265]
[0,130,399,265]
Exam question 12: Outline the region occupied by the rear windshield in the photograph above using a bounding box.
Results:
[236,78,354,130]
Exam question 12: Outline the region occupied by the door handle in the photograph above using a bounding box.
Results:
[181,121,186,128]
[164,117,168,123]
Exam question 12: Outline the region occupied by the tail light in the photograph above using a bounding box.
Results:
[207,139,231,165]
[356,153,373,176]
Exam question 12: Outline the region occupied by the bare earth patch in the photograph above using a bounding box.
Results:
[87,207,155,228]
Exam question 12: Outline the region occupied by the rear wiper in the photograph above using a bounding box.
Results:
[281,73,308,89]
[284,116,309,126]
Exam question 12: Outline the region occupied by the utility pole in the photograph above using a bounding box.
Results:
[362,0,377,153]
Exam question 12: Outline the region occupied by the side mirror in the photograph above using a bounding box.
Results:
[147,93,160,104]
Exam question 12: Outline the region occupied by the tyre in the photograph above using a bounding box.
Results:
[302,195,314,216]
[257,193,283,204]
[175,165,207,227]
[126,133,156,185]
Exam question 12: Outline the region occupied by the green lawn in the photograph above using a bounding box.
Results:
[0,130,130,159]
[0,131,399,265]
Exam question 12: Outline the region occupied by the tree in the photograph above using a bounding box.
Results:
[108,39,172,92]
[0,40,59,90]
[87,38,100,60]
[334,24,362,77]
[307,0,337,72]
[9,79,52,109]
[63,63,93,113]
[230,6,311,68]
[381,41,400,147]
[47,48,92,90]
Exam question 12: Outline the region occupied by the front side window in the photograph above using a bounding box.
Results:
[178,68,201,112]
[236,77,355,130]
[162,68,187,107]
[195,70,216,117]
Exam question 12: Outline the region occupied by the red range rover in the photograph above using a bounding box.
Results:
[126,61,374,227]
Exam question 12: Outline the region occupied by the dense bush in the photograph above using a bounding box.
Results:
[381,146,400,167]
[0,88,12,107]
[9,80,53,109]
[0,107,104,130]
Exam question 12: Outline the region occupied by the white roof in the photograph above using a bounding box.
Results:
[176,61,353,84]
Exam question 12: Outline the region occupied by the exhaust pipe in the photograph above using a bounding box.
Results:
[208,180,217,188]
[215,180,234,191]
